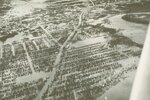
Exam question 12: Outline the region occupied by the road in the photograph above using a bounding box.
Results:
[38,23,61,47]
[34,1,95,99]
[35,9,86,100]
[22,42,35,73]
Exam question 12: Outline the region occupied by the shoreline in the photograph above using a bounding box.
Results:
[97,70,136,100]
[122,14,150,25]
[105,14,148,44]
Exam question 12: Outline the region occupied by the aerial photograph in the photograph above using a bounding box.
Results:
[0,0,150,100]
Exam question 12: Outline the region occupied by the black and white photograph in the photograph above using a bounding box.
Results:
[0,0,150,100]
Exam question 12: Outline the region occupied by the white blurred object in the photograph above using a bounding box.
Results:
[130,23,150,100]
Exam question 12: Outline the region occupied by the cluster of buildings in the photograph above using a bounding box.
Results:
[0,0,144,99]
[42,41,140,100]
[0,35,60,99]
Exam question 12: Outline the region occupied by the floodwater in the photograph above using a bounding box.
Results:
[1,0,148,45]
[96,14,149,100]
[106,14,148,44]
[88,14,148,44]
[97,72,136,100]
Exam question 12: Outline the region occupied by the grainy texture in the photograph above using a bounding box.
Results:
[0,0,149,100]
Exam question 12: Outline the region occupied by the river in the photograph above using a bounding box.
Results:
[87,13,148,44]
[1,1,148,45]
[96,13,149,100]
[106,14,148,44]
[97,71,136,100]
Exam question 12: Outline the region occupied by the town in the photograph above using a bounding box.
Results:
[0,0,149,100]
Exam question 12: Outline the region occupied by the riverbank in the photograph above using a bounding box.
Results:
[105,14,148,44]
[97,71,136,100]
[86,13,147,46]
[96,56,140,100]
[109,33,143,48]
[84,12,147,100]
[122,14,150,25]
